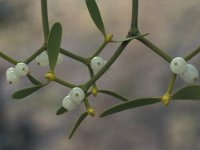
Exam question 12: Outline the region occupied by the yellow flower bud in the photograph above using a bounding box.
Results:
[105,34,113,43]
[162,93,171,106]
[92,86,98,97]
[87,108,96,117]
[44,71,55,81]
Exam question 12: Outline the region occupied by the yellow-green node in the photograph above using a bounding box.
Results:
[44,71,55,81]
[105,34,113,43]
[92,86,98,97]
[87,108,96,117]
[161,94,171,106]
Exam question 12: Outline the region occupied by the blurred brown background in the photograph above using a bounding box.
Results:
[1,0,200,150]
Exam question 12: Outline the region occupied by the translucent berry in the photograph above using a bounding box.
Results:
[62,95,76,110]
[57,53,64,64]
[36,52,63,66]
[6,67,15,74]
[170,57,187,74]
[90,56,106,72]
[15,62,30,76]
[180,64,199,83]
[36,51,49,66]
[6,67,20,84]
[69,87,85,105]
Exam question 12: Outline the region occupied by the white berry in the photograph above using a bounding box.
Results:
[15,62,30,76]
[69,87,85,105]
[62,95,76,110]
[36,52,63,66]
[90,56,106,72]
[57,53,64,64]
[6,67,20,84]
[36,51,49,66]
[6,67,15,75]
[170,57,187,74]
[180,64,199,83]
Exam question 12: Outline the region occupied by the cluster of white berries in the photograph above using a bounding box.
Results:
[170,57,199,83]
[6,62,30,84]
[90,56,107,73]
[36,51,64,66]
[62,87,85,110]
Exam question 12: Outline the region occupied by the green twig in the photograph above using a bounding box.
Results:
[166,73,177,94]
[24,45,46,64]
[60,48,88,65]
[162,73,177,106]
[91,41,108,58]
[88,65,96,86]
[83,98,90,109]
[130,0,139,35]
[0,51,18,65]
[88,65,94,77]
[54,77,77,89]
[184,45,200,61]
[41,0,49,43]
[87,65,97,95]
[137,36,172,63]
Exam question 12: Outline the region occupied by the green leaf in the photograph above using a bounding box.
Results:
[98,90,128,102]
[112,33,149,42]
[12,84,45,99]
[172,85,200,100]
[27,74,41,85]
[100,98,161,117]
[56,107,68,116]
[85,0,106,36]
[68,112,88,139]
[47,22,62,71]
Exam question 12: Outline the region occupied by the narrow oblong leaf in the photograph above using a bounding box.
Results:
[85,0,106,36]
[112,33,149,43]
[12,84,45,99]
[47,22,62,71]
[56,107,68,116]
[100,98,161,117]
[27,74,41,85]
[68,112,88,139]
[172,85,200,100]
[98,90,128,102]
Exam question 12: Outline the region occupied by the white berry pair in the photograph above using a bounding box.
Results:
[90,56,107,73]
[6,62,30,84]
[36,51,63,66]
[170,57,199,83]
[62,87,85,110]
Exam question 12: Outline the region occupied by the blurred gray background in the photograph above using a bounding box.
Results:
[0,0,200,150]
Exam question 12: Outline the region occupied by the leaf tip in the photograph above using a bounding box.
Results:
[54,22,62,28]
[56,107,68,116]
[99,111,108,118]
[12,94,19,99]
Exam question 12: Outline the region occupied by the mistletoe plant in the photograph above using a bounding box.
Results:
[1,0,200,139]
